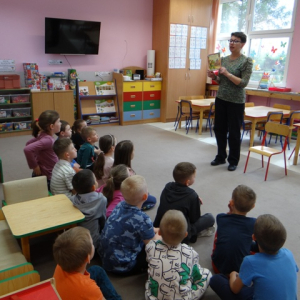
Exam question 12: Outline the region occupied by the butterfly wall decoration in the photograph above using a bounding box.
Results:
[280,41,287,48]
[271,46,277,53]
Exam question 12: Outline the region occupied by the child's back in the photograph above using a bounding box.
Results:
[146,210,211,300]
[212,185,256,275]
[70,169,107,249]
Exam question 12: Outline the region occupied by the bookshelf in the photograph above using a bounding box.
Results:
[76,79,120,126]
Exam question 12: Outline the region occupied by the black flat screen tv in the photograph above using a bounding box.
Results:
[45,17,101,55]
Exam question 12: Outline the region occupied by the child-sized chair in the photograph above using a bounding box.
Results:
[244,122,290,181]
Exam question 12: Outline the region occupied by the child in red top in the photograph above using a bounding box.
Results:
[53,226,121,300]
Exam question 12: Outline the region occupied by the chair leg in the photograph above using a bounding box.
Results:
[175,115,181,131]
[284,151,287,176]
[288,148,295,160]
[174,106,180,127]
[261,156,264,168]
[244,151,251,173]
[264,157,271,181]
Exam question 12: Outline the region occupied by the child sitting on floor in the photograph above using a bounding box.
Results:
[53,226,121,300]
[70,169,107,249]
[211,184,257,275]
[96,164,129,218]
[71,119,87,151]
[99,175,160,274]
[146,210,212,300]
[153,162,215,244]
[50,138,77,198]
[93,134,117,186]
[77,127,101,170]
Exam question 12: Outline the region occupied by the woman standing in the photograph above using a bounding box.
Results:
[207,32,253,171]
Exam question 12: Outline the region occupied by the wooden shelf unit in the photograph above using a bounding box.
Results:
[0,88,32,138]
[76,80,120,126]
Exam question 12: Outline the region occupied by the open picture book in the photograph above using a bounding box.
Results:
[208,52,221,70]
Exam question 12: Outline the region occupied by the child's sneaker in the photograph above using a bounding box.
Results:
[198,226,215,237]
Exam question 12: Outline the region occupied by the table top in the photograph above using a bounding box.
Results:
[245,106,290,118]
[2,194,85,238]
[176,98,214,107]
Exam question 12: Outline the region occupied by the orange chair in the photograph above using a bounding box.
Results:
[244,122,290,181]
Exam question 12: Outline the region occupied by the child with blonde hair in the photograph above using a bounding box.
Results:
[93,134,116,186]
[99,175,160,274]
[24,110,61,187]
[146,210,211,300]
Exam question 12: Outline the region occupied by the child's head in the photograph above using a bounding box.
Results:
[254,214,286,255]
[56,120,72,138]
[121,175,148,206]
[53,138,77,161]
[114,140,134,168]
[94,134,117,180]
[173,162,196,186]
[102,164,130,205]
[72,169,97,194]
[53,227,94,272]
[81,127,98,144]
[32,110,60,137]
[160,210,188,246]
[231,185,256,213]
[72,119,87,134]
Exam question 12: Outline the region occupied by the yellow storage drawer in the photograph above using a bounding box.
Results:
[123,82,143,92]
[143,81,161,91]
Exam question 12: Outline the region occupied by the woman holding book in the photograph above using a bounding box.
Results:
[207,32,253,171]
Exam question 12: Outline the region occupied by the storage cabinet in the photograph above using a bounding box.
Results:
[153,0,213,122]
[31,90,75,125]
[77,80,120,126]
[113,72,161,125]
[0,88,32,137]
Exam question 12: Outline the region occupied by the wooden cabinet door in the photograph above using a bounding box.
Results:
[190,0,212,26]
[170,0,191,24]
[166,69,187,120]
[31,92,54,120]
[53,91,74,124]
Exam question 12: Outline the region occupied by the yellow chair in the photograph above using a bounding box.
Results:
[244,122,290,181]
[175,100,199,134]
[2,176,49,206]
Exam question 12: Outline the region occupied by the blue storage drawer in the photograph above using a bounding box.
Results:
[143,109,160,120]
[123,110,142,121]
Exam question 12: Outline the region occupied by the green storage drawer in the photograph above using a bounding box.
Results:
[143,100,160,110]
[124,101,142,112]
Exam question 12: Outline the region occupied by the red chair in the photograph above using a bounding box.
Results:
[244,122,290,181]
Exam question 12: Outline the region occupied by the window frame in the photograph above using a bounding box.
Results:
[216,0,298,87]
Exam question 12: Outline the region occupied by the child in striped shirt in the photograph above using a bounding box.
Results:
[50,138,77,198]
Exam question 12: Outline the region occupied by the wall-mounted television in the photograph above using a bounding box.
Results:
[45,17,101,55]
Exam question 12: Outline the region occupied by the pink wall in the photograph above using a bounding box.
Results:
[0,0,153,72]
[286,0,300,92]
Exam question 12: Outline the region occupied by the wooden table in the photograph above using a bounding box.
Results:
[176,99,214,135]
[2,194,85,261]
[244,106,290,147]
[292,123,300,165]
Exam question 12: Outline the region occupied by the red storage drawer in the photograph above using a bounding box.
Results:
[123,91,143,102]
[143,90,161,101]
[0,74,21,89]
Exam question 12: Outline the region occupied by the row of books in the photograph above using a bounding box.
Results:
[86,115,119,124]
[79,81,116,96]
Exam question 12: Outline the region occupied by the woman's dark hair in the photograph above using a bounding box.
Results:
[231,32,247,43]
[94,134,116,180]
[32,110,60,137]
[102,164,129,206]
[72,119,86,135]
[113,140,134,168]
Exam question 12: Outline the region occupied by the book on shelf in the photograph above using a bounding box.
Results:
[95,99,116,113]
[208,52,221,70]
[94,81,116,95]
[79,86,89,95]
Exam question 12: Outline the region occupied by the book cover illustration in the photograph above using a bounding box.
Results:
[79,86,89,96]
[94,81,116,95]
[95,99,116,113]
[208,52,221,70]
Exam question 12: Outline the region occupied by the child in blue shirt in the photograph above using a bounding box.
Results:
[210,214,298,300]
[99,175,160,274]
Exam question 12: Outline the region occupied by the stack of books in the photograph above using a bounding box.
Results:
[87,115,100,125]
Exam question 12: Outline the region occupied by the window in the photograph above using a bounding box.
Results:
[216,0,297,87]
